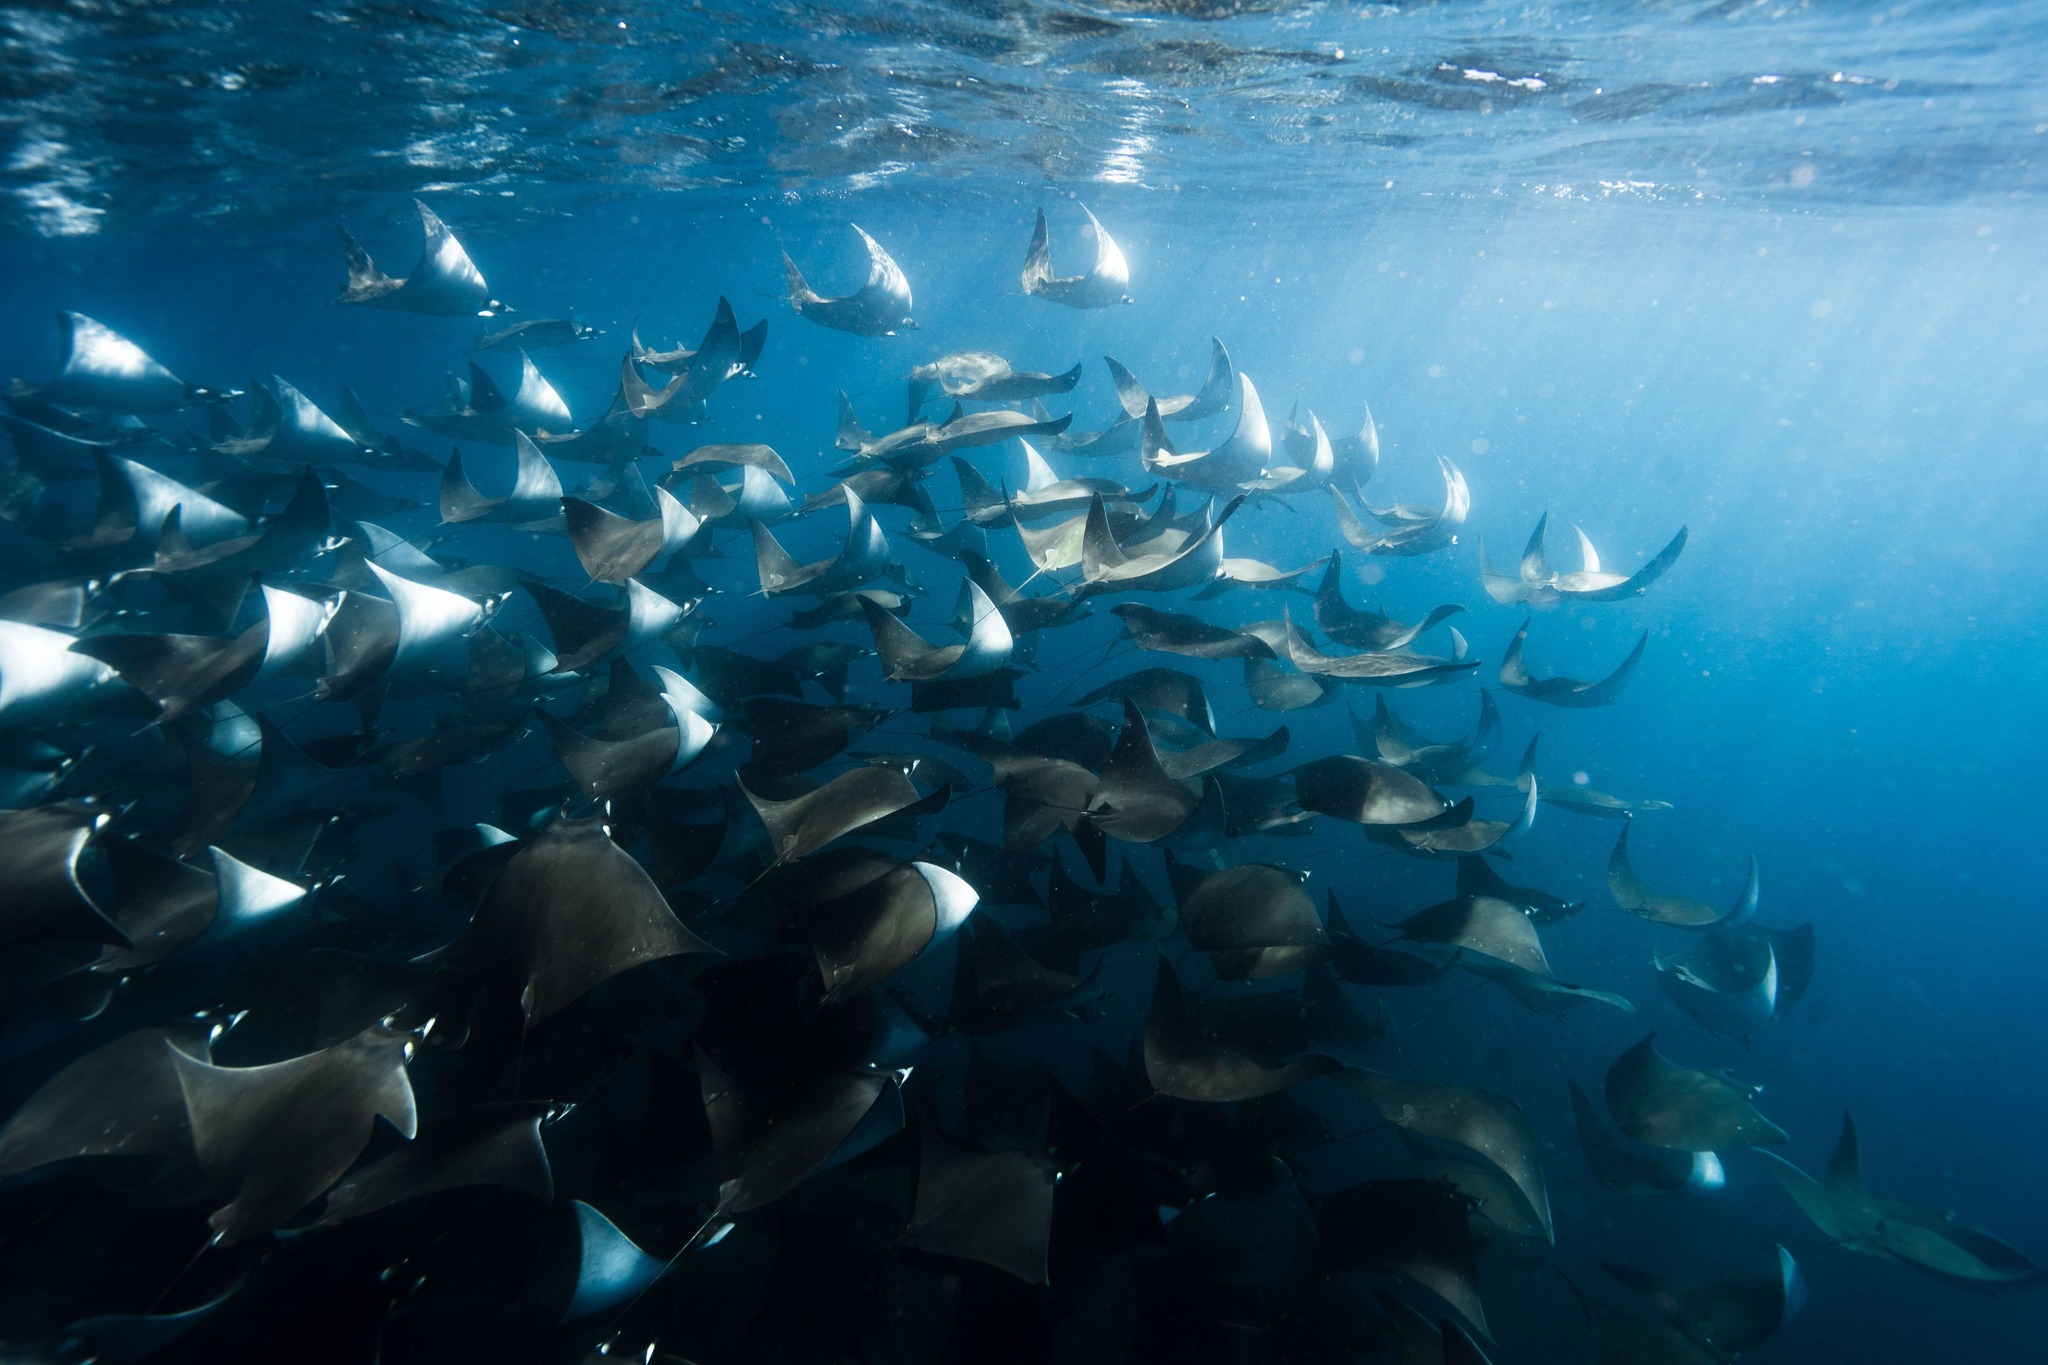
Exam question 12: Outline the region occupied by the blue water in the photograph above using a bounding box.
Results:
[4,1,2047,1360]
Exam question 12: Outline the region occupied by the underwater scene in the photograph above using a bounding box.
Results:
[1,1,2045,1361]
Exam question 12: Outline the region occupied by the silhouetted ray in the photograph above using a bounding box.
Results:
[529,578,688,673]
[1326,890,1453,987]
[94,841,308,970]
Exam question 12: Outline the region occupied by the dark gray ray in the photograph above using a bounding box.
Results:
[1021,204,1133,309]
[1244,654,1342,711]
[437,432,565,525]
[1656,922,1779,1039]
[1373,1289,1445,1365]
[697,1043,888,1214]
[1292,755,1456,827]
[952,916,1089,1031]
[0,799,125,948]
[837,405,1073,474]
[32,312,221,413]
[782,225,915,336]
[94,841,308,970]
[1483,516,1687,606]
[1043,850,1169,958]
[1601,1246,1802,1359]
[537,706,713,803]
[70,449,251,554]
[1283,616,1476,686]
[71,619,268,726]
[1077,489,1239,594]
[1568,1079,1722,1195]
[1386,778,1536,857]
[1310,1178,1488,1338]
[1112,602,1273,660]
[1139,379,1270,489]
[742,695,884,778]
[1078,667,1217,735]
[908,350,1083,418]
[429,810,714,1021]
[1499,618,1646,707]
[781,852,976,1001]
[1392,895,1550,976]
[1370,691,1500,786]
[750,486,893,596]
[670,439,794,485]
[1569,1278,1723,1365]
[321,1103,553,1222]
[1769,923,1816,1012]
[142,467,334,584]
[1156,723,1291,781]
[1179,863,1328,953]
[209,375,371,466]
[1086,699,1203,844]
[174,1025,417,1244]
[405,353,574,443]
[0,1024,210,1178]
[1756,1112,2043,1285]
[1338,1069,1553,1243]
[1105,338,1233,422]
[740,765,939,863]
[1329,458,1468,556]
[1143,956,1339,1102]
[478,316,601,351]
[902,1123,1057,1283]
[1604,1034,1786,1152]
[528,578,688,673]
[1402,1134,1549,1248]
[1326,890,1453,987]
[861,579,1012,682]
[558,1201,667,1323]
[1608,818,1759,929]
[338,199,506,316]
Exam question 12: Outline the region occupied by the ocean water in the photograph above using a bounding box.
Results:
[2,2,2045,1362]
